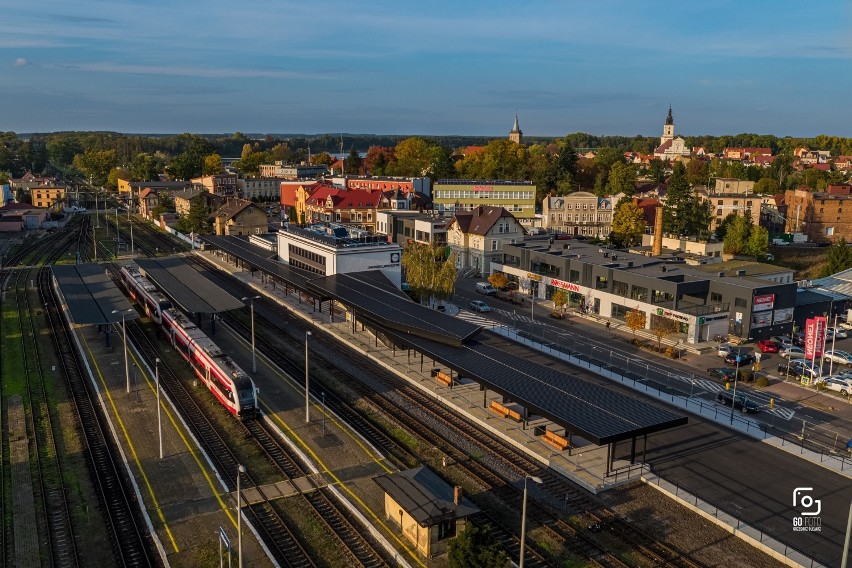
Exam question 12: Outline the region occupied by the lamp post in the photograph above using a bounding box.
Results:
[241,295,261,373]
[730,355,741,424]
[156,357,163,459]
[842,498,852,568]
[520,475,543,568]
[237,464,246,568]
[305,331,312,423]
[130,222,134,257]
[112,308,134,393]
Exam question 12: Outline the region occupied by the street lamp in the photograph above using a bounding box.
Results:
[241,295,261,373]
[237,464,246,568]
[519,475,543,568]
[112,308,134,393]
[730,355,741,425]
[305,331,312,423]
[156,357,163,459]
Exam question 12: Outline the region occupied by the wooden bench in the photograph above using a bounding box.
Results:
[542,430,570,451]
[435,371,453,387]
[489,401,522,422]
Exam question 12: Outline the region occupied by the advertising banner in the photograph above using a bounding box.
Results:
[752,311,772,328]
[753,293,775,312]
[805,316,827,360]
[773,307,794,324]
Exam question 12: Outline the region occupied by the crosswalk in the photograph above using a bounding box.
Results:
[688,377,796,420]
[455,310,501,328]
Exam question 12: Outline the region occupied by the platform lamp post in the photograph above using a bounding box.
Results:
[237,464,246,568]
[305,331,312,423]
[112,308,134,393]
[156,357,163,459]
[729,355,741,425]
[241,295,261,373]
[520,475,543,568]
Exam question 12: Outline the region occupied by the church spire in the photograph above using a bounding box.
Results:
[509,112,523,145]
[512,112,520,132]
[665,105,673,125]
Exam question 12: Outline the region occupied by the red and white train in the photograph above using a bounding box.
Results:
[119,264,259,418]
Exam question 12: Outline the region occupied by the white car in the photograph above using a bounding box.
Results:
[821,377,852,396]
[827,328,849,339]
[718,343,735,357]
[780,346,805,359]
[824,350,852,365]
[468,300,491,313]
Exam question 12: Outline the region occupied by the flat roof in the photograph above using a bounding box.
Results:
[383,328,688,445]
[201,235,319,292]
[306,271,481,347]
[52,264,139,325]
[135,257,244,314]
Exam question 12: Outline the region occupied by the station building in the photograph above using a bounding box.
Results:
[276,223,402,286]
[492,236,796,343]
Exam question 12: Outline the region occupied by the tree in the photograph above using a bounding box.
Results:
[753,177,780,195]
[151,191,173,219]
[388,137,436,177]
[487,271,508,290]
[447,525,508,568]
[15,187,32,204]
[625,308,647,340]
[745,225,769,257]
[401,243,456,305]
[106,166,130,190]
[606,161,637,197]
[551,289,568,313]
[344,148,362,175]
[723,214,753,255]
[652,317,679,350]
[288,206,299,223]
[235,151,270,177]
[647,159,666,183]
[311,152,334,166]
[662,162,691,236]
[820,238,852,277]
[364,146,395,176]
[714,212,738,241]
[184,191,211,235]
[72,148,117,185]
[203,153,225,175]
[684,197,713,240]
[610,200,646,247]
[131,152,160,181]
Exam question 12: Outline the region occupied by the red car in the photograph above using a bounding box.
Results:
[758,339,779,353]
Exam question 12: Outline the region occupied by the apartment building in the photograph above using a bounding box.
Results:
[433,179,536,226]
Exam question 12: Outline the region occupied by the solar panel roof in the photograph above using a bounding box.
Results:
[201,235,318,291]
[135,257,244,314]
[52,264,139,325]
[307,271,482,347]
[383,328,687,444]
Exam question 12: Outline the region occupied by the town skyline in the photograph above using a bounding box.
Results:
[3,2,851,137]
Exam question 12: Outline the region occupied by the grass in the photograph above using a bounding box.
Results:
[276,495,352,568]
[770,246,829,279]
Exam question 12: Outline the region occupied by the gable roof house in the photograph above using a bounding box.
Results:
[447,205,525,273]
[213,198,268,236]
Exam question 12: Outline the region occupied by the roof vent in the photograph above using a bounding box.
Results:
[736,269,746,276]
[661,266,667,272]
[718,271,725,277]
[603,251,609,257]
[627,261,634,268]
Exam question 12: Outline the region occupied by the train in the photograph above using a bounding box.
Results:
[119,264,260,418]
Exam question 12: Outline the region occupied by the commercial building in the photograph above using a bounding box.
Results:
[240,177,285,201]
[333,175,431,197]
[493,237,796,343]
[699,178,776,231]
[433,179,536,227]
[277,223,402,286]
[541,192,614,238]
[117,179,191,196]
[375,211,448,248]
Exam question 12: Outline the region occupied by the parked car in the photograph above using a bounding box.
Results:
[724,351,755,365]
[792,332,806,346]
[778,359,822,379]
[826,327,849,339]
[475,282,497,296]
[780,346,805,359]
[823,350,852,365]
[772,335,794,349]
[469,300,491,313]
[716,391,761,413]
[717,343,735,357]
[758,339,779,353]
[707,367,737,381]
[821,377,852,396]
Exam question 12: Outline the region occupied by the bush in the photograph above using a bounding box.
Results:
[737,369,754,383]
[814,381,827,391]
[754,376,769,388]
[664,347,676,358]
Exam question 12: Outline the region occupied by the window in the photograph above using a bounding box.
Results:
[438,520,456,540]
[631,285,648,302]
[652,290,674,304]
[612,280,629,297]
[710,292,723,303]
[491,240,498,251]
[734,297,747,308]
[717,209,723,216]
[826,227,835,236]
[596,275,608,290]
[569,269,580,283]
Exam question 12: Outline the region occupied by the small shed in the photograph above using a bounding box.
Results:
[374,467,479,558]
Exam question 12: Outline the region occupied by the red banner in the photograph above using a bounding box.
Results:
[805,317,827,361]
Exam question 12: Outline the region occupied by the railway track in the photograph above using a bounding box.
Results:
[186,253,704,568]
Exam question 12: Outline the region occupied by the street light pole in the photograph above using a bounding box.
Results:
[112,309,133,393]
[730,356,741,424]
[520,475,543,568]
[829,314,839,377]
[842,498,852,568]
[241,296,260,373]
[305,331,312,423]
[237,464,246,568]
[156,357,163,459]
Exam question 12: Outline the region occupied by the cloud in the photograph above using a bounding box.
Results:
[14,57,28,67]
[51,62,328,80]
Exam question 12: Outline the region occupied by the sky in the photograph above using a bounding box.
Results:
[1,1,851,138]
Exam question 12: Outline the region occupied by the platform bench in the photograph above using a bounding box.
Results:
[435,371,453,387]
[542,430,570,451]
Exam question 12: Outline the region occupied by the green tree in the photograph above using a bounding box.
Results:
[151,191,173,219]
[72,148,117,185]
[388,137,436,177]
[820,238,852,277]
[401,243,457,305]
[203,153,225,175]
[714,212,738,241]
[723,214,752,255]
[647,159,666,183]
[455,139,528,181]
[745,225,769,257]
[15,187,32,204]
[131,152,160,181]
[606,161,637,197]
[167,135,214,180]
[288,206,299,223]
[753,177,780,195]
[625,308,647,340]
[610,200,646,246]
[447,525,508,568]
[235,151,271,177]
[344,147,362,175]
[311,152,334,166]
[107,166,130,190]
[684,197,713,240]
[662,162,692,236]
[184,191,211,235]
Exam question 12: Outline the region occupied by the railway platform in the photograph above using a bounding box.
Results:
[69,322,273,567]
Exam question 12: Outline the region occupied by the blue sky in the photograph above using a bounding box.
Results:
[2,1,850,137]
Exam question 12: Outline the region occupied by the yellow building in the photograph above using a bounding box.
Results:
[213,198,268,236]
[374,467,479,558]
[30,185,65,208]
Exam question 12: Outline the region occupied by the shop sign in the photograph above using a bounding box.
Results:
[655,307,690,323]
[472,185,494,191]
[548,277,580,292]
[526,273,542,282]
[753,293,775,312]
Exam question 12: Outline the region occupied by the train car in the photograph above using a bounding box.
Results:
[119,264,172,324]
[162,309,259,418]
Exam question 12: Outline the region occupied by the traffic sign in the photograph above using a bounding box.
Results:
[219,527,231,550]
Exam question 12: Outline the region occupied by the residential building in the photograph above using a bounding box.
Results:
[653,107,690,161]
[295,183,338,226]
[9,172,59,192]
[240,177,285,201]
[700,178,775,231]
[117,179,191,196]
[722,148,771,161]
[0,203,48,231]
[334,175,431,197]
[493,237,796,343]
[376,211,448,248]
[277,223,402,286]
[138,188,158,219]
[304,189,410,233]
[433,179,536,226]
[280,180,321,220]
[785,187,852,243]
[190,174,238,198]
[541,192,614,238]
[30,185,65,208]
[213,198,268,236]
[447,206,525,272]
[374,467,478,558]
[508,113,523,145]
[172,188,224,217]
[258,161,327,179]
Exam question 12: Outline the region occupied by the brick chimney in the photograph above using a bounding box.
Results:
[453,486,462,506]
[652,206,664,256]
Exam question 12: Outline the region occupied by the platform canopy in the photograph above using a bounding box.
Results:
[201,235,318,292]
[135,257,244,314]
[52,264,139,325]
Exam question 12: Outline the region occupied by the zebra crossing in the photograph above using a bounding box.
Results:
[684,377,796,420]
[455,310,501,328]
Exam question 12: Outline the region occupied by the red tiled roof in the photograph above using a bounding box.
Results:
[307,184,340,201]
[329,190,382,209]
[654,139,673,154]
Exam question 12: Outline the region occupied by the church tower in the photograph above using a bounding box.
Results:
[661,105,675,144]
[509,113,523,145]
